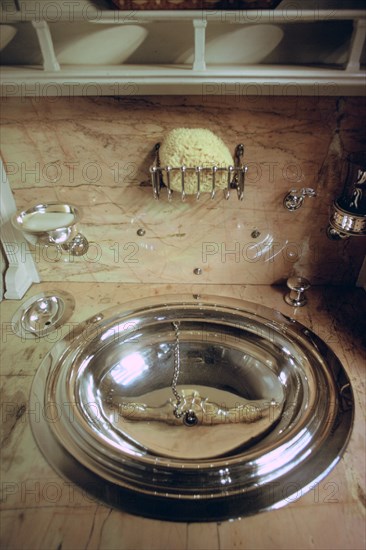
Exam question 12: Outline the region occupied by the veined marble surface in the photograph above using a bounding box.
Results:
[1,96,366,285]
[0,282,365,550]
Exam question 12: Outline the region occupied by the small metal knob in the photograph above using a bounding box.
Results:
[284,276,310,307]
[61,233,89,256]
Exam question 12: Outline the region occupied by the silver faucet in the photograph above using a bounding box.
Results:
[284,276,311,307]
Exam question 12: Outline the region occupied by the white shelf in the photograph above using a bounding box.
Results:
[1,0,365,96]
[1,64,364,95]
[1,0,365,23]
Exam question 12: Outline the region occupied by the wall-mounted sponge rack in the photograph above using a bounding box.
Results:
[150,143,247,201]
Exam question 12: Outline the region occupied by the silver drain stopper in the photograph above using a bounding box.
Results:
[183,410,199,427]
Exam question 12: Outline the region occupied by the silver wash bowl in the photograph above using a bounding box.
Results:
[30,294,354,522]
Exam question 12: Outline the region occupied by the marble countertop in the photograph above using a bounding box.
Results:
[1,282,365,550]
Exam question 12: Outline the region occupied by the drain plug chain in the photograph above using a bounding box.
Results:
[171,321,183,417]
[171,321,198,427]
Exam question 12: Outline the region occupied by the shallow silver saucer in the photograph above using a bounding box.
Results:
[11,290,75,339]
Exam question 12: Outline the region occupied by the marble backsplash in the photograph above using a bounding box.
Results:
[2,95,366,285]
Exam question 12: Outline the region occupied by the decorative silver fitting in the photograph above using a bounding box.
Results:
[61,233,89,256]
[327,200,366,239]
[284,276,311,307]
[283,188,316,211]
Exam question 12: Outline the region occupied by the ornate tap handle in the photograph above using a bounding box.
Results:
[283,188,316,211]
[108,389,281,427]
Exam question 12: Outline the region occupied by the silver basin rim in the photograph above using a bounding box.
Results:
[30,294,354,522]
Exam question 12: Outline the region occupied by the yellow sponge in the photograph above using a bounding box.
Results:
[159,128,233,195]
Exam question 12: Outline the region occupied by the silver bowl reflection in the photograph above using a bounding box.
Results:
[30,294,354,522]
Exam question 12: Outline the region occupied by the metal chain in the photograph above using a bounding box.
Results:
[171,321,184,418]
[171,321,199,426]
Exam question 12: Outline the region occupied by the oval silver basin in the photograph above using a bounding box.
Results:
[30,294,354,522]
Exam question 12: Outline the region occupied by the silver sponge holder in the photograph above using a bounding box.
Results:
[150,143,247,201]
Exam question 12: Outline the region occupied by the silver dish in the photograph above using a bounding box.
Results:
[30,294,354,522]
[12,203,81,245]
[11,290,75,339]
[12,203,89,255]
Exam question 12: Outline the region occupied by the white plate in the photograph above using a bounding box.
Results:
[56,25,148,65]
[0,25,17,51]
[177,24,284,65]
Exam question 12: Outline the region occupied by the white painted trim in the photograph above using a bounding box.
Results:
[1,3,365,24]
[1,65,365,96]
[0,160,40,299]
[0,242,6,301]
[346,19,366,72]
[193,20,207,72]
[32,20,60,72]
